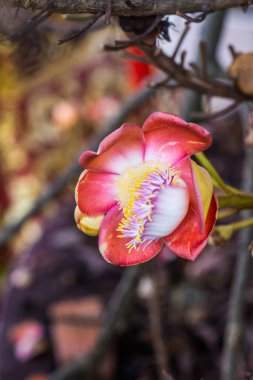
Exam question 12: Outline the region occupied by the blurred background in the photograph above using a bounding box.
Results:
[0,4,253,380]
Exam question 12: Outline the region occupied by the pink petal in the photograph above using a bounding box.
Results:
[143,112,211,164]
[99,205,163,266]
[165,195,217,260]
[174,157,204,231]
[76,171,118,216]
[79,124,145,174]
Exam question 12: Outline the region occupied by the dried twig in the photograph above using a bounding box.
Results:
[58,11,104,44]
[106,16,248,102]
[139,43,249,100]
[176,10,207,24]
[190,101,241,121]
[171,24,190,60]
[104,16,162,51]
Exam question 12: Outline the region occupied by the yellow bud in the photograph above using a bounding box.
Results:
[74,206,104,237]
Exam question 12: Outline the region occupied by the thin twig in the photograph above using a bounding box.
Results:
[48,266,144,380]
[190,100,241,121]
[140,44,248,100]
[171,24,190,60]
[0,85,156,250]
[176,11,207,24]
[104,16,162,51]
[58,11,104,44]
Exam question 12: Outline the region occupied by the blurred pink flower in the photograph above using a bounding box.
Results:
[10,321,45,362]
[82,96,120,125]
[75,112,217,266]
[52,100,79,130]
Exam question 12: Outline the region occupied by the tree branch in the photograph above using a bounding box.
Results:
[11,0,253,17]
[140,44,248,100]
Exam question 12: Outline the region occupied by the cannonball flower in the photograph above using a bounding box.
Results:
[75,112,217,266]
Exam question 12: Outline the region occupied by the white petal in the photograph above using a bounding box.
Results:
[143,183,189,239]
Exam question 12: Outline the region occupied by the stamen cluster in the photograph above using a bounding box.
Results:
[117,165,177,251]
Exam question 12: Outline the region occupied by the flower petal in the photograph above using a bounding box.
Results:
[74,206,104,236]
[143,112,211,164]
[191,161,213,222]
[76,171,118,216]
[99,205,163,266]
[79,124,145,174]
[174,157,204,232]
[165,195,217,260]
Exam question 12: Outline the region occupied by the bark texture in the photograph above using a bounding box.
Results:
[12,0,253,16]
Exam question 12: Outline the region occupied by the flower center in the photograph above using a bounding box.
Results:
[115,162,185,252]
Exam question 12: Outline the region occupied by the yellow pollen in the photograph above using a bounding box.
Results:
[116,162,167,209]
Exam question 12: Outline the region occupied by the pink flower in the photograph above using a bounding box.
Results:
[9,321,45,362]
[75,112,217,266]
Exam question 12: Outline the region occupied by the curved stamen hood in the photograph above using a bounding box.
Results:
[116,163,189,251]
